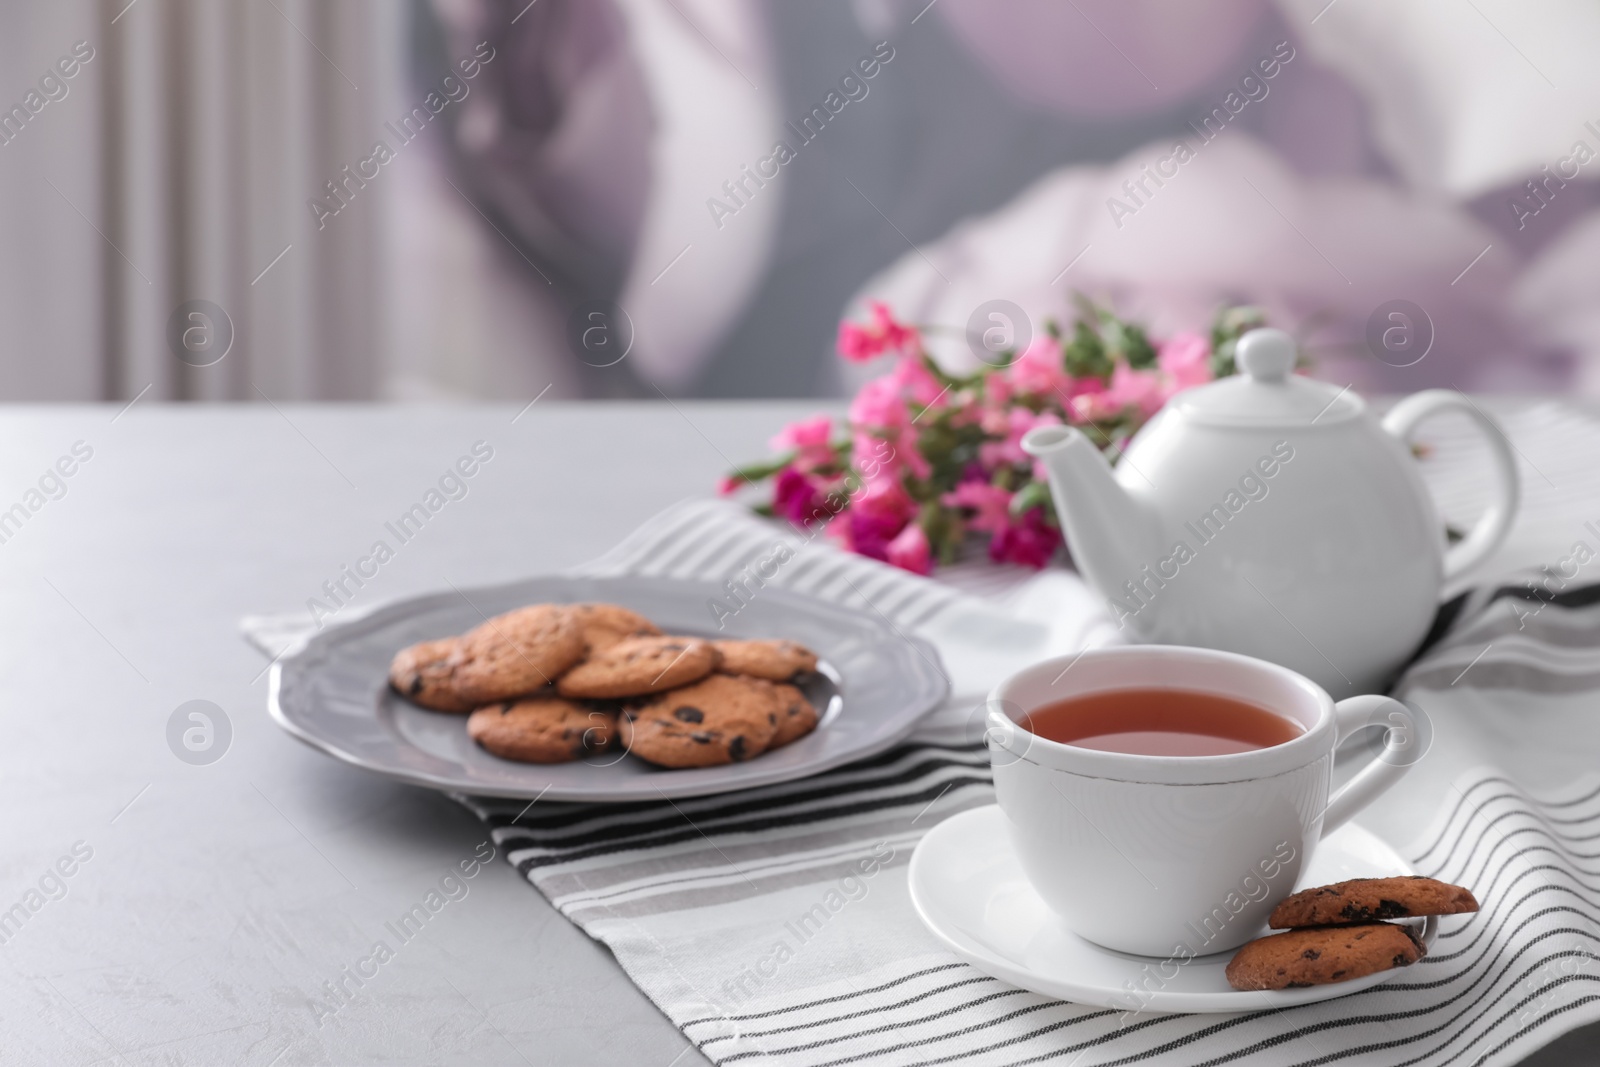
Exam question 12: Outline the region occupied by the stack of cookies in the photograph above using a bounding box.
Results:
[388,602,822,769]
[1226,875,1479,990]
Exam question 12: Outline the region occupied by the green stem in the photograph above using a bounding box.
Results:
[724,451,797,485]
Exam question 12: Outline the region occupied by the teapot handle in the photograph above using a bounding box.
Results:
[1381,390,1520,581]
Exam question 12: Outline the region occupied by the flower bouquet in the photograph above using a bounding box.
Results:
[722,298,1266,574]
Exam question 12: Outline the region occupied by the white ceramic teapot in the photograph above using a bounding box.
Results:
[1021,327,1520,696]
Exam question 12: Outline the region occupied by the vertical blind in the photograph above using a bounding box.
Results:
[0,0,402,400]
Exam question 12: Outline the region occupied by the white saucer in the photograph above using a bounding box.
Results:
[908,805,1437,1014]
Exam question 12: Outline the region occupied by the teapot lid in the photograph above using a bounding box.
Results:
[1170,328,1363,426]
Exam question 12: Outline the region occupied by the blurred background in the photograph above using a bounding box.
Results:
[3,0,1599,402]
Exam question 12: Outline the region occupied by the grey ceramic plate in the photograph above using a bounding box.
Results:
[269,575,950,801]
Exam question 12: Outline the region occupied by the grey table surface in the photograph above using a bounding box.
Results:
[0,402,1594,1067]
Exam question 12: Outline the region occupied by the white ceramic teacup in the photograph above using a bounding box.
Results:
[986,645,1418,957]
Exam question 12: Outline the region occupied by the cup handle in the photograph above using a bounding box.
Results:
[1319,695,1417,837]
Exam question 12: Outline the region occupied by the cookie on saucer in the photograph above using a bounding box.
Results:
[568,603,661,655]
[1269,876,1478,929]
[765,681,819,749]
[452,605,585,705]
[389,638,476,713]
[712,639,817,682]
[618,674,780,768]
[467,697,616,763]
[1226,922,1424,990]
[558,635,720,699]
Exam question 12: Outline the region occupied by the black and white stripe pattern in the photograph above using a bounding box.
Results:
[445,498,1600,1067]
[460,765,1600,1067]
[472,743,992,925]
[1401,577,1600,695]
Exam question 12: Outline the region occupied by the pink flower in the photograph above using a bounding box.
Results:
[825,468,916,560]
[1063,376,1105,402]
[836,301,918,362]
[1066,391,1115,422]
[849,376,910,430]
[1007,336,1072,396]
[717,475,742,496]
[856,427,930,482]
[942,481,1013,535]
[772,466,830,528]
[852,431,902,485]
[1158,332,1212,391]
[886,522,932,575]
[989,507,1061,568]
[1108,363,1168,418]
[983,371,1013,409]
[771,414,836,470]
[853,473,917,525]
[945,389,984,428]
[873,302,918,354]
[891,355,947,409]
[837,321,878,362]
[832,505,908,563]
[1072,364,1164,421]
[979,404,1012,438]
[980,407,1061,470]
[850,378,930,481]
[1046,375,1108,422]
[909,442,936,482]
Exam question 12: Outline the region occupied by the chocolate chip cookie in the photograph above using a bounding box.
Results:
[468,698,617,763]
[766,682,819,749]
[618,674,780,768]
[712,639,818,681]
[568,602,661,655]
[1269,877,1479,929]
[1226,922,1425,990]
[389,638,476,713]
[451,604,585,705]
[557,635,720,699]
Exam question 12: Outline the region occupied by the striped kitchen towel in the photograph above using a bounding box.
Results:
[442,499,1600,1067]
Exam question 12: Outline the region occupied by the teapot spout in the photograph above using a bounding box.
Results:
[1022,425,1164,608]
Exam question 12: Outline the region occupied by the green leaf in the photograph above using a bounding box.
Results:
[724,451,797,485]
[936,524,964,566]
[1208,304,1266,378]
[913,416,989,498]
[1063,320,1111,379]
[919,350,968,389]
[1209,341,1237,379]
[1010,479,1052,517]
[1069,291,1102,323]
[1119,322,1158,369]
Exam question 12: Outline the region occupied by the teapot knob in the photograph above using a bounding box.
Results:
[1236,328,1296,382]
